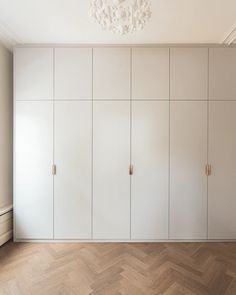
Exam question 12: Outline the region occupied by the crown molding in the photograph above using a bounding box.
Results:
[221,23,236,45]
[0,21,22,51]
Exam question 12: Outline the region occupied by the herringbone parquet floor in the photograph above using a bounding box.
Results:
[0,241,236,295]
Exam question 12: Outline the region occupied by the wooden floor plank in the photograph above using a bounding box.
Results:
[0,241,236,294]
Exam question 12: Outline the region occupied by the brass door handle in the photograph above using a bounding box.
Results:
[52,164,57,175]
[205,164,212,176]
[129,165,133,175]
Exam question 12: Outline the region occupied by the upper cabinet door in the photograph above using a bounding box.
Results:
[93,48,130,100]
[55,48,92,100]
[131,101,169,239]
[132,48,169,100]
[170,101,207,239]
[93,101,130,239]
[208,102,236,239]
[170,48,208,100]
[14,48,53,100]
[54,101,92,239]
[209,48,236,100]
[15,101,53,239]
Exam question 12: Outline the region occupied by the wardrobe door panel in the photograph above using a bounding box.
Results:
[55,48,92,100]
[131,101,169,239]
[15,101,53,239]
[170,102,207,239]
[15,48,53,100]
[93,48,130,99]
[208,102,236,239]
[170,48,208,100]
[209,48,236,100]
[93,101,130,239]
[54,101,92,239]
[132,48,169,99]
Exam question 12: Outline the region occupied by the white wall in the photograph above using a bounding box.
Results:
[0,43,13,209]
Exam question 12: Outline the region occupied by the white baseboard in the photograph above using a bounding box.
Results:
[14,239,236,243]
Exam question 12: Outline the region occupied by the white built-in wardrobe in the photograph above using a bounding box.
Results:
[14,46,236,241]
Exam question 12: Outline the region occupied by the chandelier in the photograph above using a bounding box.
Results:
[90,0,152,35]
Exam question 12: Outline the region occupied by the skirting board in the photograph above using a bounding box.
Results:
[14,239,236,243]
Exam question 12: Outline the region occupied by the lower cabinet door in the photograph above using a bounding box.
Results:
[170,101,207,239]
[93,101,130,239]
[131,101,169,239]
[15,101,53,239]
[208,102,236,239]
[54,101,92,239]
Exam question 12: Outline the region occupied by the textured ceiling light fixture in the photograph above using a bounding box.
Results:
[90,0,152,35]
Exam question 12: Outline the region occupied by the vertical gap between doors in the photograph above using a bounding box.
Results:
[53,48,55,239]
[168,48,171,239]
[207,48,210,239]
[91,48,94,240]
[130,48,132,240]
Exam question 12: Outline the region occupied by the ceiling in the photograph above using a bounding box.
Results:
[0,0,236,49]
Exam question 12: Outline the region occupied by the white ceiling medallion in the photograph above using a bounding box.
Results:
[90,0,152,35]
